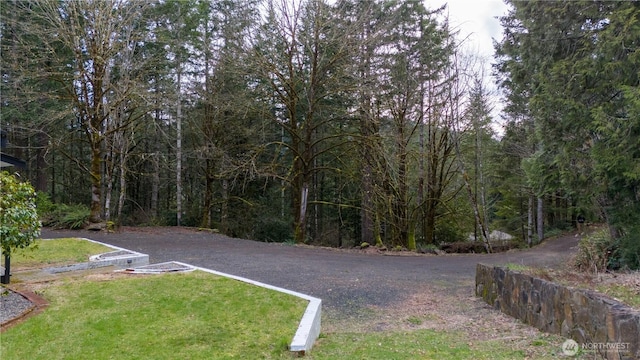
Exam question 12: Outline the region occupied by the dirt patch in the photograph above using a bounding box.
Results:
[323,281,569,358]
[83,271,138,281]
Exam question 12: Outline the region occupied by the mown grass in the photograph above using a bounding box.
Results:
[306,330,532,359]
[1,271,307,360]
[8,238,113,269]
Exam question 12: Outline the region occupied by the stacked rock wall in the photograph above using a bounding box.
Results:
[476,263,639,360]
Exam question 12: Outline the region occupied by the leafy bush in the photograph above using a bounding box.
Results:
[434,219,466,243]
[0,171,41,257]
[41,203,90,229]
[35,191,55,216]
[58,205,90,229]
[439,240,518,254]
[254,219,292,243]
[615,229,640,270]
[575,229,617,272]
[543,227,566,239]
[161,209,201,227]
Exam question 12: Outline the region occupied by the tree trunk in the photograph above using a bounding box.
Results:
[104,168,112,222]
[117,150,126,223]
[35,132,47,192]
[151,72,161,221]
[221,178,229,234]
[1,255,10,284]
[358,12,375,246]
[596,194,620,239]
[374,209,383,247]
[397,150,410,249]
[361,166,374,244]
[89,140,103,223]
[151,154,159,220]
[201,160,213,229]
[424,199,437,245]
[527,194,534,246]
[294,182,309,243]
[176,69,183,227]
[461,168,492,253]
[418,107,426,245]
[537,196,544,243]
[450,83,491,252]
[407,221,416,252]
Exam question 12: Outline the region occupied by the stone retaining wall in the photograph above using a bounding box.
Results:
[475,263,639,360]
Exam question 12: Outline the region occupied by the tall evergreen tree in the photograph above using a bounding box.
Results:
[373,1,453,249]
[496,0,640,268]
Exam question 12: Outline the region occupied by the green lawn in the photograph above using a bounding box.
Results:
[307,330,524,359]
[1,271,308,360]
[8,238,113,269]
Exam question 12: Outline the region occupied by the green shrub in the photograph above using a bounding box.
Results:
[35,191,55,216]
[434,220,466,243]
[575,229,616,272]
[440,241,487,253]
[41,203,90,229]
[0,171,41,259]
[615,229,640,270]
[59,205,90,229]
[254,219,292,243]
[542,227,565,239]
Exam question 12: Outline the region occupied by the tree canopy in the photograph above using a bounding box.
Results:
[495,0,640,268]
[3,0,638,268]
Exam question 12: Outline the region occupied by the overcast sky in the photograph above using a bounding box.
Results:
[429,0,510,59]
[428,0,511,129]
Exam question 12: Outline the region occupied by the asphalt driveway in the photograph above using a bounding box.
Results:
[41,227,579,320]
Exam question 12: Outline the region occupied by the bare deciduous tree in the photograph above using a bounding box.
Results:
[12,0,151,223]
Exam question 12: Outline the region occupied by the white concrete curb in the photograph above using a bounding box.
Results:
[121,261,196,274]
[39,238,149,272]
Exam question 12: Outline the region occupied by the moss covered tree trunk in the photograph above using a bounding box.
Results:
[89,136,103,223]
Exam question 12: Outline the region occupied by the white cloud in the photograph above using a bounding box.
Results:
[428,0,511,132]
[428,0,509,59]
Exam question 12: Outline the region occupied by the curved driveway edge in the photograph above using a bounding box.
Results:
[41,227,580,334]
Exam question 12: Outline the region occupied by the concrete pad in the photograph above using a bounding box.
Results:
[35,238,149,274]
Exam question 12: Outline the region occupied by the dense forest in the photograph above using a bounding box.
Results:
[1,0,638,268]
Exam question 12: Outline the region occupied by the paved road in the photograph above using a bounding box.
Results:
[41,227,580,318]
